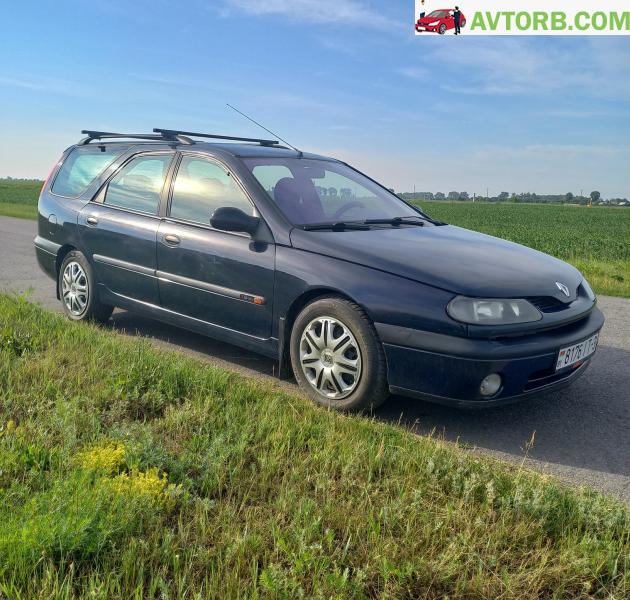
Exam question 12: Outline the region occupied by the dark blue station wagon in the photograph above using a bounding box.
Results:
[35,129,604,410]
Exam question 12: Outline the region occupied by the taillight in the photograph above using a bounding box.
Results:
[42,156,62,191]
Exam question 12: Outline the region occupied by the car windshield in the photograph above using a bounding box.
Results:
[427,10,447,18]
[244,157,419,226]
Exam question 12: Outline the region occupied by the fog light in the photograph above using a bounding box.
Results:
[480,373,502,397]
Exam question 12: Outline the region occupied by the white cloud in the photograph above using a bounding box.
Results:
[427,38,630,100]
[219,0,397,30]
[397,66,431,80]
[0,74,90,96]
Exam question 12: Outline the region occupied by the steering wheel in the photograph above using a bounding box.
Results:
[332,201,365,220]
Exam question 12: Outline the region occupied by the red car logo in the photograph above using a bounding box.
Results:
[416,9,467,34]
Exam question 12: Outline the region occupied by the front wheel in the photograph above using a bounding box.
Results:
[290,297,389,412]
[439,24,447,34]
[58,251,113,323]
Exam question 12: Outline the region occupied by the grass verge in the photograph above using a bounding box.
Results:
[0,202,37,220]
[0,293,629,599]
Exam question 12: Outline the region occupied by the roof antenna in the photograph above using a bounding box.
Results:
[226,103,303,158]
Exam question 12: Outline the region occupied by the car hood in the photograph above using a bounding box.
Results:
[289,224,582,300]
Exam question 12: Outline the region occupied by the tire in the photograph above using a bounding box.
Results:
[460,19,466,27]
[58,251,113,323]
[439,24,446,34]
[290,296,389,412]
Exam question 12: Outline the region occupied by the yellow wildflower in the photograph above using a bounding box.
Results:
[75,442,126,475]
[105,468,177,509]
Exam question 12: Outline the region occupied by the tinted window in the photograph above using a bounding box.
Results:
[169,156,253,224]
[104,154,172,214]
[246,158,417,225]
[51,146,124,197]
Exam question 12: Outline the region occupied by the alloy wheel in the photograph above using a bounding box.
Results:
[61,261,89,316]
[299,316,362,400]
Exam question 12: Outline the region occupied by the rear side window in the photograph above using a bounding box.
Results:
[103,154,172,215]
[51,146,124,197]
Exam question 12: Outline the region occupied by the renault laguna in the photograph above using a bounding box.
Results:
[34,129,603,411]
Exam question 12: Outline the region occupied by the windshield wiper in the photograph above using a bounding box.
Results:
[362,216,426,226]
[302,221,370,231]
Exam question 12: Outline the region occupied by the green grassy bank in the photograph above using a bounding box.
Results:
[0,293,628,598]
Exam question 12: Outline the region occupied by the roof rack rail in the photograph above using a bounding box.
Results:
[78,130,194,145]
[153,128,279,147]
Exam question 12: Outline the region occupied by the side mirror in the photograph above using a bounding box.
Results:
[210,206,260,235]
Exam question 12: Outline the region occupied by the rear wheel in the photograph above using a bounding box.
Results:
[58,251,113,323]
[460,18,466,27]
[290,297,389,412]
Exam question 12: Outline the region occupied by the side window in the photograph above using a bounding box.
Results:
[169,156,254,224]
[51,146,124,197]
[104,154,172,215]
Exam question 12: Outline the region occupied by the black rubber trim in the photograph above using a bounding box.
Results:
[93,254,155,277]
[156,270,265,304]
[33,236,62,255]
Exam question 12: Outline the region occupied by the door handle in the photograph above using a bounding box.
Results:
[86,215,98,226]
[163,234,181,246]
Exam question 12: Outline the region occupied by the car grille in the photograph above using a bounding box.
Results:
[527,296,570,313]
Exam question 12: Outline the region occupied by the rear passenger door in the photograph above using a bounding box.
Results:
[78,152,174,305]
[156,153,275,339]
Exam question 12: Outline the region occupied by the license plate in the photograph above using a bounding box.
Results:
[556,333,599,371]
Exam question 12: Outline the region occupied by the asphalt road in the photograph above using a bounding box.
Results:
[2,216,629,501]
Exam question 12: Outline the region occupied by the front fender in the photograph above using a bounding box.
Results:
[274,246,463,338]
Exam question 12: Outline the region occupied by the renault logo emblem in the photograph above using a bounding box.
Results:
[556,282,570,297]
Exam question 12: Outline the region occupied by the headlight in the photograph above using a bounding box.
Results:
[581,278,596,301]
[447,296,542,325]
[429,20,439,25]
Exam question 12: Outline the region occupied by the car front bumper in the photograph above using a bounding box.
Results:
[376,307,604,408]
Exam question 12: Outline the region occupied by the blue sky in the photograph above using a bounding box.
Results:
[1,0,629,197]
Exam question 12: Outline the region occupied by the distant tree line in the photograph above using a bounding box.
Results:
[397,190,630,206]
[1,177,43,182]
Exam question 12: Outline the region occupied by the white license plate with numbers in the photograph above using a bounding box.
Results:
[556,333,599,371]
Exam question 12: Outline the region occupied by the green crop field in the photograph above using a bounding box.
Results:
[1,294,629,599]
[0,179,628,297]
[0,179,41,206]
[0,180,41,220]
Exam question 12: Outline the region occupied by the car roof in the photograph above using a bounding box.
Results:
[193,141,333,161]
[75,140,334,162]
